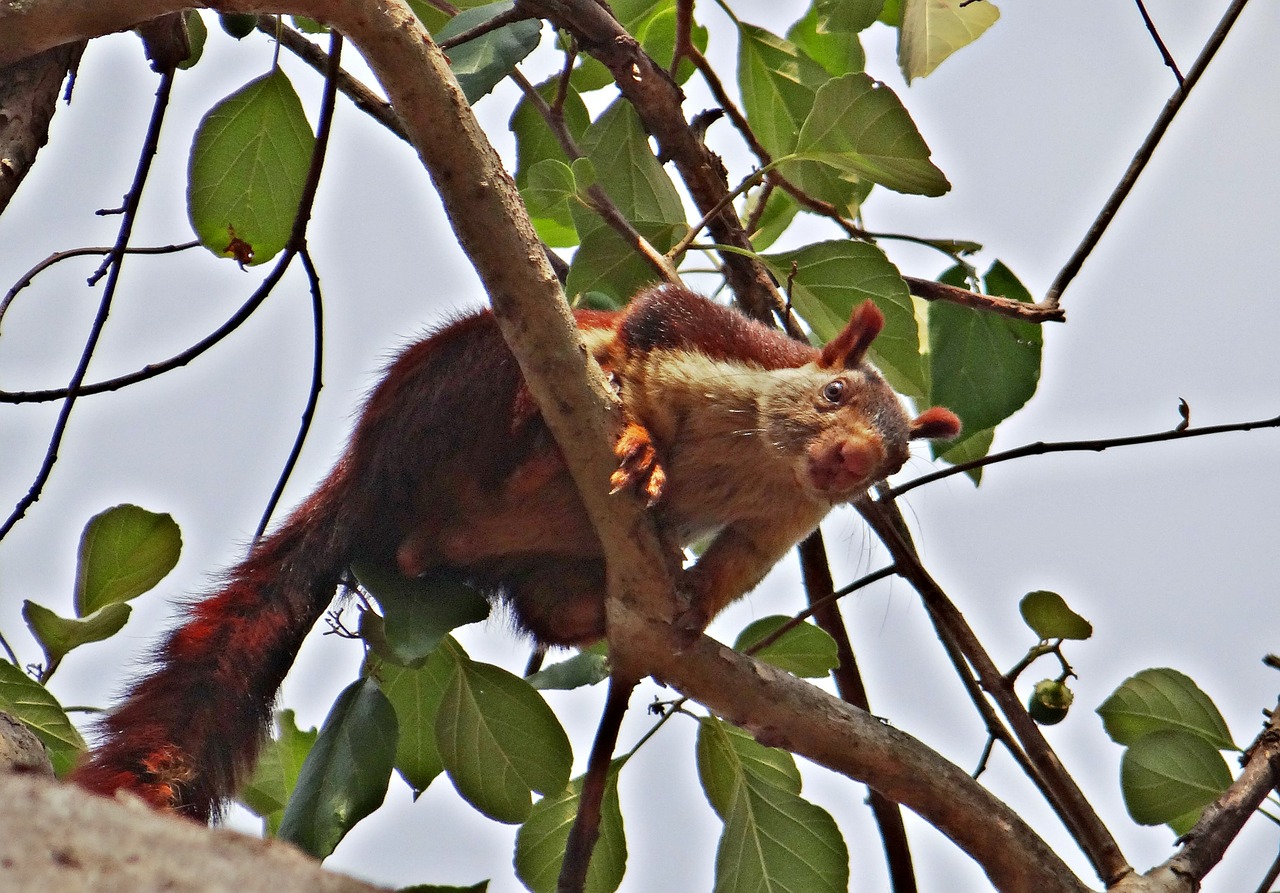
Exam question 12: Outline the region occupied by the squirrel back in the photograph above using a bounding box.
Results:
[72,286,959,820]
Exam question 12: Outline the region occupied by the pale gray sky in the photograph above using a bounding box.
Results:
[2,1,1278,890]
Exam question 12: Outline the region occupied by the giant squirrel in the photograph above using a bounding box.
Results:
[72,284,961,821]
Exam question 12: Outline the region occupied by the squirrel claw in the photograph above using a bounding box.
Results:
[610,422,666,506]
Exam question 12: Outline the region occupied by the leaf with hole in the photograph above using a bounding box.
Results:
[188,69,315,265]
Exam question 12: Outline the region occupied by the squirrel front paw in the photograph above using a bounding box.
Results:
[610,421,666,506]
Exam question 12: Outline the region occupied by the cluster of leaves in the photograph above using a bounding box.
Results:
[1014,592,1238,834]
[0,505,180,775]
[230,564,850,891]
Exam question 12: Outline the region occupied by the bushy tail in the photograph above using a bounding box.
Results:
[73,486,350,822]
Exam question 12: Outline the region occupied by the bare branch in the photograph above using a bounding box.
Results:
[1044,0,1250,306]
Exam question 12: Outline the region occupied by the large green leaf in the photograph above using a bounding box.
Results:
[762,240,926,397]
[733,616,838,678]
[277,678,398,858]
[239,710,318,835]
[814,0,885,33]
[697,718,847,893]
[514,762,627,893]
[437,2,542,104]
[0,661,85,777]
[188,69,315,265]
[1098,668,1235,750]
[899,0,1000,83]
[1120,730,1232,827]
[374,646,456,795]
[928,261,1041,434]
[75,504,180,615]
[791,73,949,197]
[436,647,572,823]
[737,24,829,158]
[578,99,684,233]
[354,564,490,667]
[23,600,131,668]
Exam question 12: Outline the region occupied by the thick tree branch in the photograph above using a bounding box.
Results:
[0,40,83,213]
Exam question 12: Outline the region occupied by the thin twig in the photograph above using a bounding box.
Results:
[0,71,175,543]
[1044,0,1250,306]
[1132,0,1184,83]
[438,5,533,51]
[254,32,342,539]
[0,242,199,331]
[796,533,918,893]
[888,410,1280,499]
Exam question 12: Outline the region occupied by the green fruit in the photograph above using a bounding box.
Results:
[1028,679,1074,725]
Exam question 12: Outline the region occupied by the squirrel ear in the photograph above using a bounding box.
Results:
[909,407,962,441]
[818,300,883,370]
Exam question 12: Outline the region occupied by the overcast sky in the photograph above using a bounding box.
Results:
[2,1,1278,891]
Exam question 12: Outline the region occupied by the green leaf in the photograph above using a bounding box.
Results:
[75,505,181,615]
[238,710,318,834]
[791,73,949,197]
[188,69,315,265]
[565,220,686,305]
[787,4,865,78]
[744,186,799,251]
[291,15,328,34]
[399,885,489,893]
[814,0,885,33]
[177,10,207,70]
[733,616,838,678]
[514,763,627,893]
[0,661,85,777]
[1018,591,1092,641]
[510,81,590,247]
[899,0,1000,83]
[1120,730,1232,826]
[763,240,926,397]
[23,601,131,667]
[354,564,490,667]
[737,24,830,158]
[526,644,610,691]
[1098,668,1235,750]
[277,678,398,858]
[931,424,993,483]
[578,99,684,232]
[437,2,542,104]
[373,646,456,795]
[697,718,847,893]
[928,261,1041,434]
[437,648,573,823]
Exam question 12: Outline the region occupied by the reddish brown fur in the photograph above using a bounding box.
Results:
[73,286,958,821]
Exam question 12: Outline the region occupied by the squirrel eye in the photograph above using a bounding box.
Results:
[821,379,845,403]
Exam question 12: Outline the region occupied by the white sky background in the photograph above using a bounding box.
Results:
[2,1,1279,891]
